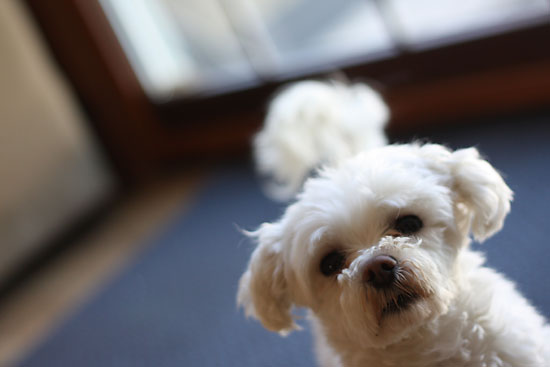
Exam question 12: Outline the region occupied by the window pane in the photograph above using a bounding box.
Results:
[387,0,550,48]
[241,0,396,75]
[100,0,259,99]
[100,0,549,99]
[100,0,394,99]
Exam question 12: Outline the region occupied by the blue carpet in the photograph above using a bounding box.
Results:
[19,113,550,366]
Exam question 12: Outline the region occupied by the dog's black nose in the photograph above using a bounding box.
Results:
[363,255,397,289]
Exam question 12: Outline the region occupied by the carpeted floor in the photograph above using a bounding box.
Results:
[19,113,550,366]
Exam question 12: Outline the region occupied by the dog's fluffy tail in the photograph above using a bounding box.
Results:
[254,80,389,201]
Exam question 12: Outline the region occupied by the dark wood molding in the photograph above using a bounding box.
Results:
[387,60,550,131]
[25,0,161,183]
[24,0,550,184]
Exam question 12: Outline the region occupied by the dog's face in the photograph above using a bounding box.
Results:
[238,144,512,348]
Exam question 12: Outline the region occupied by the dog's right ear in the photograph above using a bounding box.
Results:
[237,222,297,335]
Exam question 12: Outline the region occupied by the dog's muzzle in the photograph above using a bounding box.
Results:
[359,254,423,319]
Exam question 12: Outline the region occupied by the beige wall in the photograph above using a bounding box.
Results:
[0,0,113,282]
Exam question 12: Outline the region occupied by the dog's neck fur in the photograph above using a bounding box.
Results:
[317,304,487,367]
[313,249,547,367]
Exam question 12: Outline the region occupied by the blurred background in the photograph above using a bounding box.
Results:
[0,0,549,366]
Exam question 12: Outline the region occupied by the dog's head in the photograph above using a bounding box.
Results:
[238,143,512,348]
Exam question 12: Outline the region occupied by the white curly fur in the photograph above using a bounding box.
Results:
[238,81,550,367]
[254,80,388,201]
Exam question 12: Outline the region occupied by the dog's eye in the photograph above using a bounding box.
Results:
[394,215,423,234]
[320,250,346,276]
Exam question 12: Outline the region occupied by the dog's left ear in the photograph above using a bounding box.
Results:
[449,148,513,242]
[237,222,297,335]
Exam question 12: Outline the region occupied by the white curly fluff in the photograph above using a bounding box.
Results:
[254,80,388,200]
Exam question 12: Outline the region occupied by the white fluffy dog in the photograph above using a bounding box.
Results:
[238,81,550,366]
